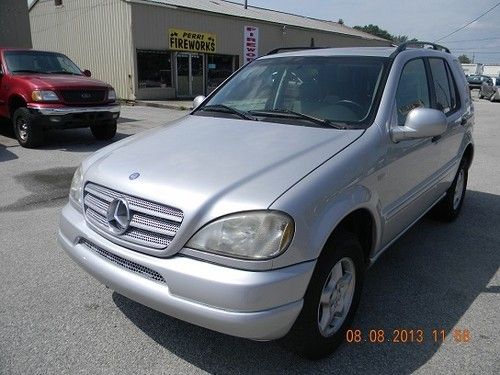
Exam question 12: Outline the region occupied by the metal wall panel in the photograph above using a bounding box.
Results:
[0,0,32,48]
[29,0,134,99]
[131,3,390,57]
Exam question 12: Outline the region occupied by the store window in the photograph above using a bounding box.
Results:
[207,55,238,93]
[137,50,172,88]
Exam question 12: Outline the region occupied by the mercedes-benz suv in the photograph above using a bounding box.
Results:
[58,42,474,359]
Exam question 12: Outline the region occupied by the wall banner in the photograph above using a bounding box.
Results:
[169,28,216,53]
[244,26,259,64]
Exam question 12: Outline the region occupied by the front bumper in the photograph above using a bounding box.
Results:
[27,103,120,129]
[58,203,315,340]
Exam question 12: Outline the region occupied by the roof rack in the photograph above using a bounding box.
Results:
[266,47,325,55]
[391,41,450,58]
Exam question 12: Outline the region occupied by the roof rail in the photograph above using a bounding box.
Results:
[391,41,450,58]
[266,47,325,55]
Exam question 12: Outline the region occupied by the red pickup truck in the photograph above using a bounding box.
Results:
[0,48,120,148]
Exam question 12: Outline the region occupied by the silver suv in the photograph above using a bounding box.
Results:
[58,42,474,359]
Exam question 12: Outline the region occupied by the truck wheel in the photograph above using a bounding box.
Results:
[13,107,44,148]
[91,120,117,140]
[431,158,468,222]
[280,231,364,359]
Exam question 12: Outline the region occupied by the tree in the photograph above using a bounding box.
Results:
[353,24,393,41]
[353,24,417,45]
[458,54,471,64]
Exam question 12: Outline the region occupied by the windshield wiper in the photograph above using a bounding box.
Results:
[248,109,347,129]
[11,69,47,74]
[48,71,80,75]
[200,104,258,121]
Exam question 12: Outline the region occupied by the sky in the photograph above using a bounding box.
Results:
[248,0,500,64]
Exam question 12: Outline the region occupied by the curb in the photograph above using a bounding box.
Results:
[131,100,192,111]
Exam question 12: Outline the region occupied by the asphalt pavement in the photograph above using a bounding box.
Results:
[0,98,498,374]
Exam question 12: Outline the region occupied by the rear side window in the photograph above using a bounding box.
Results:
[395,58,430,126]
[429,58,459,114]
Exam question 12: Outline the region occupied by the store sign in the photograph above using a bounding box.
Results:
[169,28,216,53]
[244,26,259,64]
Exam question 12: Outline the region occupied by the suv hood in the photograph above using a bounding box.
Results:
[17,74,110,89]
[84,115,363,250]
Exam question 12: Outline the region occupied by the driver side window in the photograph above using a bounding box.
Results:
[395,59,430,126]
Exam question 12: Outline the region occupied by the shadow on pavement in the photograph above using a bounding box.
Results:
[0,118,132,154]
[113,189,499,374]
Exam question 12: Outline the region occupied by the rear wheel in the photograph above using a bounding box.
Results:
[431,158,468,221]
[13,107,44,148]
[280,231,364,359]
[91,120,117,140]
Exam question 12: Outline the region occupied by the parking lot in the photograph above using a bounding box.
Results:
[0,97,499,374]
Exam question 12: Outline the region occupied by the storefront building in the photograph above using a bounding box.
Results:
[29,0,391,100]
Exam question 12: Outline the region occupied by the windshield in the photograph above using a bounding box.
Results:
[198,56,388,126]
[4,50,83,75]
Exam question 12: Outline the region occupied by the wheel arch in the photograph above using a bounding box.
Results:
[8,94,28,118]
[462,143,474,170]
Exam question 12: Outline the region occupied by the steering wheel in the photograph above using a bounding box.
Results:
[334,100,364,116]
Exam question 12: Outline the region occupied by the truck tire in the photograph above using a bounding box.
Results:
[431,158,468,222]
[91,120,117,140]
[280,231,364,359]
[13,107,44,148]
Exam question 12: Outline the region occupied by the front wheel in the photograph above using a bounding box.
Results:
[91,120,117,140]
[13,107,44,148]
[280,231,364,359]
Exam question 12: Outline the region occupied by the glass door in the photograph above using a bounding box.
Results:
[176,53,190,97]
[176,53,205,98]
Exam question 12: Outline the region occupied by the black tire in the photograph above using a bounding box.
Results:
[12,107,44,148]
[431,158,468,222]
[91,120,117,140]
[280,231,365,359]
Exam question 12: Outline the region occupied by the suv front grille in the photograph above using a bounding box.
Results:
[60,89,106,103]
[79,238,166,283]
[83,183,183,251]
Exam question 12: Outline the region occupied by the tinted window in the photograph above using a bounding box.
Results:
[396,59,430,126]
[430,58,460,114]
[137,50,172,88]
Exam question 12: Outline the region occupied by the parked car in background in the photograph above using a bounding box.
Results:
[59,42,474,359]
[0,48,120,148]
[467,74,490,90]
[479,76,500,102]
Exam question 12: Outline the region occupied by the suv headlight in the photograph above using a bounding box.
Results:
[32,90,59,102]
[186,211,294,260]
[69,166,83,211]
[108,89,116,101]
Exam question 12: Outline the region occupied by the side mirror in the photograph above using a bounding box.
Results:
[83,69,92,77]
[192,95,206,109]
[391,108,447,142]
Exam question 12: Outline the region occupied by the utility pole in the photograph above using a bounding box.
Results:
[244,1,248,9]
